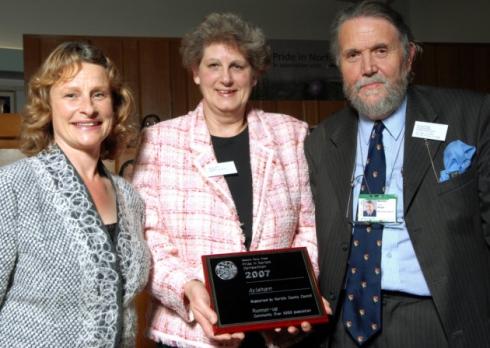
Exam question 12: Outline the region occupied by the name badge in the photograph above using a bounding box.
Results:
[357,194,397,223]
[206,161,238,177]
[412,121,448,141]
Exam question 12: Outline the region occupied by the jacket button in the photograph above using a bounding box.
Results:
[328,292,336,301]
[341,242,349,251]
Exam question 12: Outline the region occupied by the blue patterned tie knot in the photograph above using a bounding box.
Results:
[362,121,385,194]
[343,121,385,345]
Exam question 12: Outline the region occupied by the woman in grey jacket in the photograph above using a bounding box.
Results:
[0,42,150,348]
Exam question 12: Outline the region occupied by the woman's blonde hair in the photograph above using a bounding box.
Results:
[21,41,135,159]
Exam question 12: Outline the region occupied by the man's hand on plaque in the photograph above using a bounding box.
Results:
[184,280,245,342]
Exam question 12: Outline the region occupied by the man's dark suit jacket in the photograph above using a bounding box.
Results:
[305,85,490,347]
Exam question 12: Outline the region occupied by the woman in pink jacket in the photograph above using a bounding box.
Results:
[133,12,328,348]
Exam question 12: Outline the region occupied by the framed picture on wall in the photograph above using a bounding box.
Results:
[0,91,16,114]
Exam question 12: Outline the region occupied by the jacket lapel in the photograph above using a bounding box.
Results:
[247,109,274,249]
[189,104,239,220]
[31,145,121,347]
[320,90,441,220]
[111,175,150,303]
[189,105,276,249]
[403,87,442,213]
[325,108,358,222]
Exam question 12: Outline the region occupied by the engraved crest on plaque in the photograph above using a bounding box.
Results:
[215,260,238,280]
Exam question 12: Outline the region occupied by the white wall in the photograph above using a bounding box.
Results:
[2,0,349,49]
[2,1,488,55]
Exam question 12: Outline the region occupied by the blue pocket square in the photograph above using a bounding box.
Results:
[439,140,476,182]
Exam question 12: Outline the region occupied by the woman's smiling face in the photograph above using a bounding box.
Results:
[193,42,257,120]
[50,62,114,156]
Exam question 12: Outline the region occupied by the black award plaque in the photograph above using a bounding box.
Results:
[202,247,328,334]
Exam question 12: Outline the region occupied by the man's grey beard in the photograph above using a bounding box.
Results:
[343,72,409,119]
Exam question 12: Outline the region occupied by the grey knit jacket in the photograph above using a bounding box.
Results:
[0,145,150,348]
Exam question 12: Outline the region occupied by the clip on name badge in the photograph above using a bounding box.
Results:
[206,161,238,177]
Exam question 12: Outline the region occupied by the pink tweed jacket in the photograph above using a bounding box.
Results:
[132,103,318,348]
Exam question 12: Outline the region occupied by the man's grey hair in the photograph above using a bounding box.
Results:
[329,0,422,66]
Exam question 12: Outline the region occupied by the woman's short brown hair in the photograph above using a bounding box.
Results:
[21,41,135,160]
[180,12,272,76]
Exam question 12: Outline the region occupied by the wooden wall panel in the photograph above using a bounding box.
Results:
[249,100,345,125]
[276,100,304,120]
[251,100,277,113]
[169,38,189,116]
[318,100,347,123]
[434,44,459,88]
[413,43,490,93]
[0,139,20,148]
[0,114,22,138]
[248,101,277,117]
[39,37,66,63]
[412,43,437,86]
[22,36,40,84]
[138,39,172,120]
[90,38,124,75]
[456,45,476,91]
[0,114,22,158]
[23,37,490,129]
[473,45,490,93]
[302,101,321,125]
[122,39,142,124]
[134,293,155,348]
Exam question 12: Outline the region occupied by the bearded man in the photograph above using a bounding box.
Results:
[304,1,490,347]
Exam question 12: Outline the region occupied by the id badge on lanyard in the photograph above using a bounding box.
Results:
[357,194,397,223]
